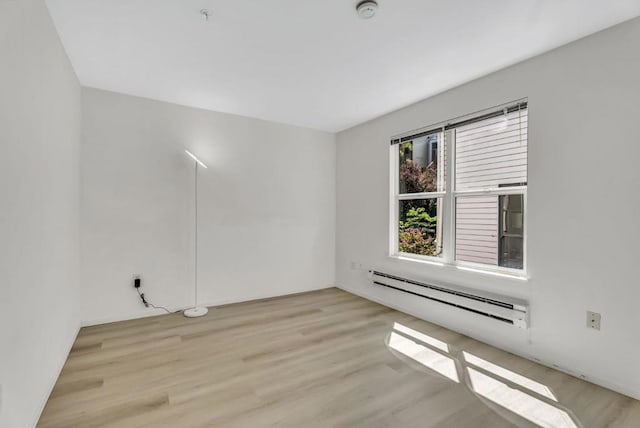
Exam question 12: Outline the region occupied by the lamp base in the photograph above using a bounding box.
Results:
[183,306,209,318]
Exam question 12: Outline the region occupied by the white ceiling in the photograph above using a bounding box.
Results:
[46,0,640,132]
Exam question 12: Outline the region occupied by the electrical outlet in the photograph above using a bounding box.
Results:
[587,311,601,330]
[350,261,357,270]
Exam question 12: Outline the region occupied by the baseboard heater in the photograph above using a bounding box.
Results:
[370,270,528,329]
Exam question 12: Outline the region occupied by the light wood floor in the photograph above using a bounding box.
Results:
[39,288,640,427]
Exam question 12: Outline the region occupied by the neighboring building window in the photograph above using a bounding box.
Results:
[391,100,527,274]
[499,194,524,269]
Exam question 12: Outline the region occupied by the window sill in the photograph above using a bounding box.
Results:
[388,254,529,282]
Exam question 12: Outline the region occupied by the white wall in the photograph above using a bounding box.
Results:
[0,0,82,426]
[81,88,336,325]
[336,17,640,399]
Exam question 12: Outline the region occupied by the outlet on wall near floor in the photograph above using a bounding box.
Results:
[587,311,601,330]
[349,261,364,271]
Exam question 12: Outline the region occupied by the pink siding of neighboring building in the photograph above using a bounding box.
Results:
[456,195,499,265]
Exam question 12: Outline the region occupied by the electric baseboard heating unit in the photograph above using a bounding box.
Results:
[370,270,528,329]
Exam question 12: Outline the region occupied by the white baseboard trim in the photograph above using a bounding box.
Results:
[81,307,179,327]
[32,322,81,428]
[81,285,334,327]
[337,284,640,401]
[199,284,335,309]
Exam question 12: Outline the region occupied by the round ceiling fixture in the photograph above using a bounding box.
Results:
[200,9,211,21]
[356,1,378,19]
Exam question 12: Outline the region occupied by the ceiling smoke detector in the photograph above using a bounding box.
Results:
[200,9,211,21]
[356,1,378,19]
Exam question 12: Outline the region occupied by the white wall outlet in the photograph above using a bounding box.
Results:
[587,311,601,330]
[350,261,357,270]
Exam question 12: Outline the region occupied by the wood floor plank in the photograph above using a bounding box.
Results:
[38,288,640,427]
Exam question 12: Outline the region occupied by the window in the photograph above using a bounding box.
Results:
[391,100,527,275]
[396,133,445,258]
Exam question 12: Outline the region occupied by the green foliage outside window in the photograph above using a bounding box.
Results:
[398,149,440,256]
[399,206,438,256]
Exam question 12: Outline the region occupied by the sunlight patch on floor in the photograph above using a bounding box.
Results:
[388,331,459,383]
[387,322,581,428]
[463,351,557,401]
[467,367,577,428]
[393,322,449,353]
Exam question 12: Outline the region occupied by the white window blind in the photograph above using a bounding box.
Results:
[455,108,528,191]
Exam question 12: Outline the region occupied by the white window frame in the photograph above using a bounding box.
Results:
[389,102,528,278]
[390,131,448,265]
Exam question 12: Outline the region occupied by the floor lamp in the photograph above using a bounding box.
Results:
[184,150,209,318]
